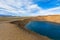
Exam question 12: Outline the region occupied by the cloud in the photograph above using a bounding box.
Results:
[0,0,42,16]
[0,0,60,16]
[43,6,60,15]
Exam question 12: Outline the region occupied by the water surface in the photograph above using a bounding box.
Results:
[25,21,60,40]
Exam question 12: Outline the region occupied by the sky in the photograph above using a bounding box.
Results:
[0,0,60,16]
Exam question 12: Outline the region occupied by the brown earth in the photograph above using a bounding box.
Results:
[30,15,60,23]
[0,15,60,40]
[10,15,60,28]
[0,22,50,40]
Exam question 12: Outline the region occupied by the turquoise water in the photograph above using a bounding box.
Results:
[25,21,60,40]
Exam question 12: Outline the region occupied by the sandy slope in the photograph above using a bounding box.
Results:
[30,15,60,23]
[0,22,50,40]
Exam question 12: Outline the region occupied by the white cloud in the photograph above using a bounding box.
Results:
[43,6,60,15]
[0,0,60,16]
[0,2,17,13]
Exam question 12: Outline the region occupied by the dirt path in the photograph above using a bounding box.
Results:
[0,22,50,40]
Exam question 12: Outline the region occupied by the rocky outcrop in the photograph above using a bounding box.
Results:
[10,18,31,29]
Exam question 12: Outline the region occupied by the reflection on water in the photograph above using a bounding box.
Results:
[25,21,60,40]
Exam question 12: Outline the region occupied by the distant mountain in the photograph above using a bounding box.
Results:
[0,14,13,17]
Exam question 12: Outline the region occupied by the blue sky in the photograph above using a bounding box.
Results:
[33,0,60,9]
[0,0,60,16]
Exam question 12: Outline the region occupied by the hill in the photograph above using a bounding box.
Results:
[0,14,13,17]
[29,15,60,23]
[10,15,60,31]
